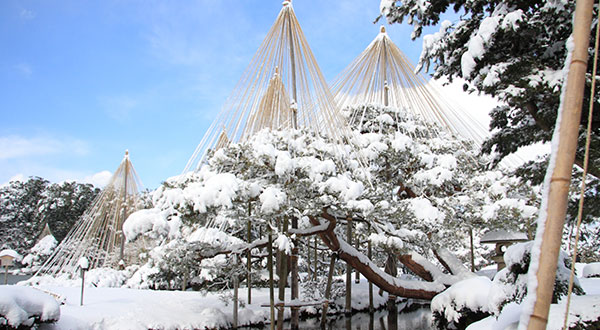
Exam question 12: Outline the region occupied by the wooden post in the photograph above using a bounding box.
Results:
[268,226,275,330]
[233,254,239,330]
[247,202,252,304]
[277,218,289,330]
[526,0,594,329]
[80,268,86,306]
[313,237,318,281]
[321,254,336,327]
[469,227,475,272]
[290,217,299,330]
[345,215,353,314]
[355,234,360,284]
[367,228,374,313]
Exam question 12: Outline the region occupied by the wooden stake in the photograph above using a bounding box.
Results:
[345,215,353,314]
[469,227,475,272]
[526,0,594,328]
[277,218,289,330]
[321,254,336,327]
[233,254,239,330]
[313,237,318,281]
[268,228,275,330]
[368,228,374,313]
[290,217,299,330]
[247,202,252,304]
[80,268,86,306]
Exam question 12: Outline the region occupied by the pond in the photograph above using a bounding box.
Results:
[241,302,433,330]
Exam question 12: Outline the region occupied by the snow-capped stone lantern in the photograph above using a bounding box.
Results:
[1,249,21,284]
[480,230,528,270]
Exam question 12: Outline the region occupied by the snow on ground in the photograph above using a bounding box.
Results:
[467,277,600,329]
[16,274,391,329]
[0,285,60,328]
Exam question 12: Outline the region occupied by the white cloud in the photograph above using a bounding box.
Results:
[0,135,89,160]
[14,63,33,77]
[101,95,140,122]
[82,171,112,188]
[19,8,35,20]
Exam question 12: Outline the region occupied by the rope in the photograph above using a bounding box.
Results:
[563,4,600,328]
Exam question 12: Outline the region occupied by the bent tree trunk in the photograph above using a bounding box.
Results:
[307,209,474,300]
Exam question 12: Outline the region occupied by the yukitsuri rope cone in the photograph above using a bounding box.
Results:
[182,0,354,173]
[331,26,488,144]
[34,151,144,278]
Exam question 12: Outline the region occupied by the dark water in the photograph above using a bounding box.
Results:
[241,303,433,330]
[3,273,31,285]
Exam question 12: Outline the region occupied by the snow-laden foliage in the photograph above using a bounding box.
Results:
[380,0,600,261]
[488,241,584,314]
[21,235,57,273]
[432,241,585,329]
[124,104,539,293]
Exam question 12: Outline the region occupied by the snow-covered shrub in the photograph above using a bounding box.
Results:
[488,241,584,314]
[431,276,493,329]
[21,235,57,273]
[0,286,60,328]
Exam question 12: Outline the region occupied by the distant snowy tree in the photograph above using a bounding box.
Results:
[0,177,49,254]
[0,177,100,254]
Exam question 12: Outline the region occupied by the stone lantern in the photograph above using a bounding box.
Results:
[480,230,528,270]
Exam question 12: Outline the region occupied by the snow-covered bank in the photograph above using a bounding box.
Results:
[24,276,396,329]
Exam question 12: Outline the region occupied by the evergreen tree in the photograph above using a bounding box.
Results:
[0,177,100,254]
[380,0,600,261]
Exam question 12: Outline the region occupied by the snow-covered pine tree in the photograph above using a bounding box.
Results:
[125,103,538,301]
[380,0,600,261]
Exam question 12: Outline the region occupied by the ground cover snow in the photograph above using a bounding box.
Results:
[14,274,391,329]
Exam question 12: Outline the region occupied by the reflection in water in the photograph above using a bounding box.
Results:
[245,304,433,330]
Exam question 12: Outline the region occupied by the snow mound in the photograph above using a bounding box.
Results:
[0,286,60,328]
[431,276,492,324]
[583,263,600,278]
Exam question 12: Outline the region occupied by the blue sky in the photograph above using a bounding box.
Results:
[0,0,462,189]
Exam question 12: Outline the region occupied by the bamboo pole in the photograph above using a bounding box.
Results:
[525,0,594,328]
[345,216,353,314]
[247,202,252,304]
[233,254,239,330]
[313,237,318,281]
[469,227,475,272]
[368,228,374,313]
[321,254,337,327]
[119,151,129,262]
[268,227,275,330]
[290,217,299,330]
[277,218,289,330]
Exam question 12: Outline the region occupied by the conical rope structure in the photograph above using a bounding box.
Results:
[34,151,144,278]
[331,26,488,145]
[182,1,356,173]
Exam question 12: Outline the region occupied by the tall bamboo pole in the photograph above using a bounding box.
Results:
[525,1,593,328]
[119,151,129,262]
[345,215,353,314]
[268,226,275,330]
[290,217,299,330]
[277,218,289,330]
[247,202,252,304]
